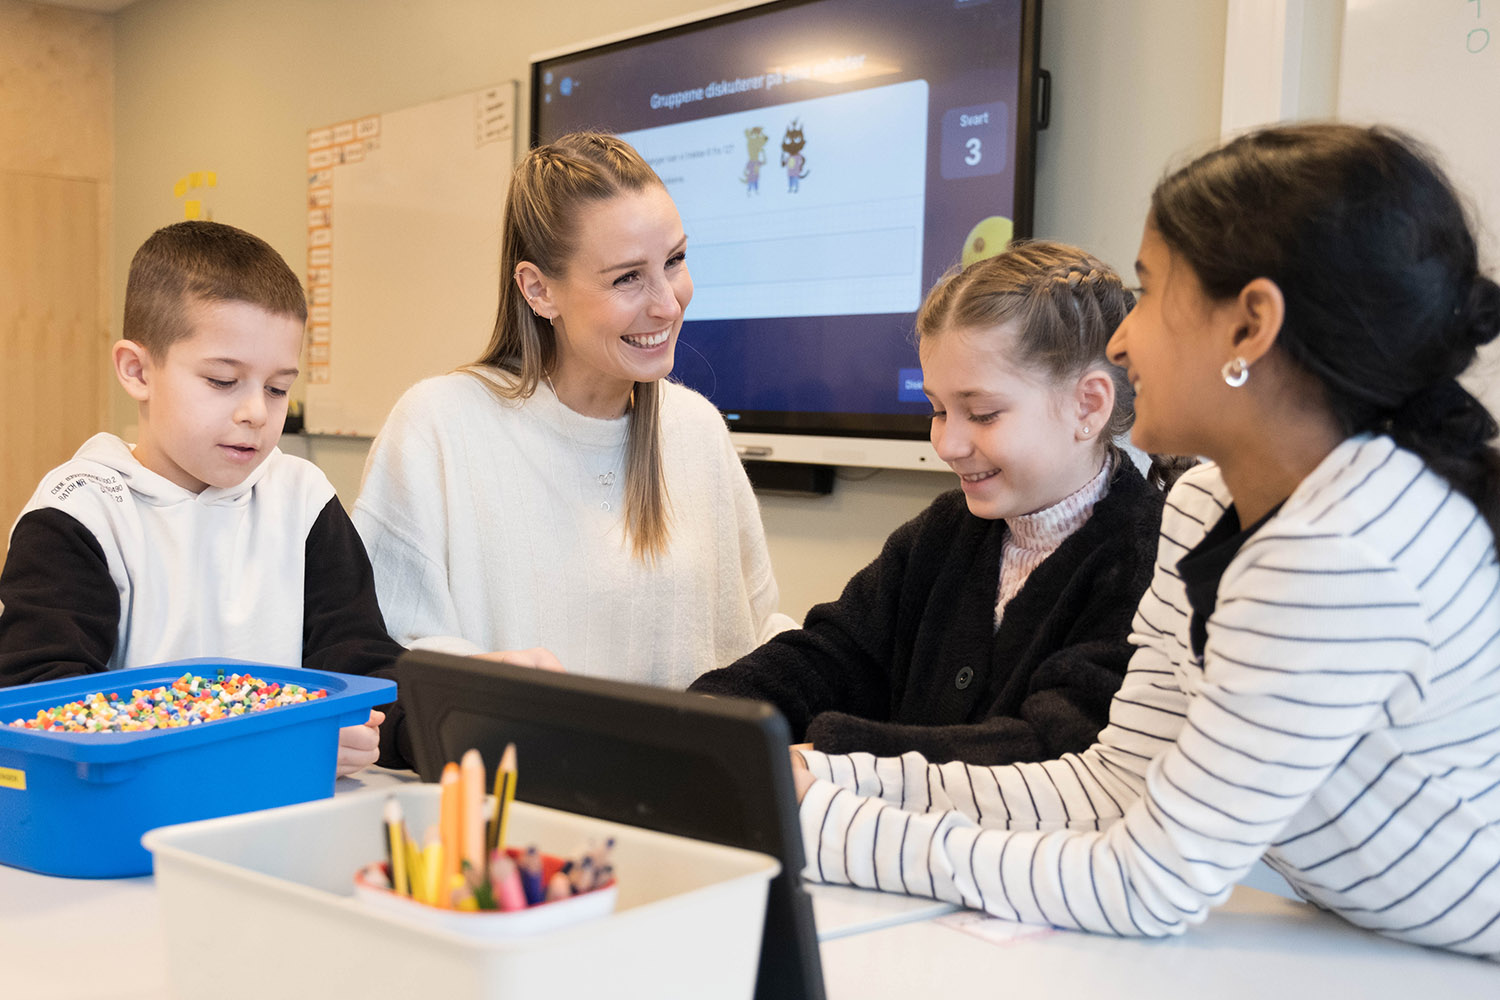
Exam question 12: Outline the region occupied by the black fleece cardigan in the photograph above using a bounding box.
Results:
[690,462,1163,765]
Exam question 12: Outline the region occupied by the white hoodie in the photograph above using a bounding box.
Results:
[4,434,352,677]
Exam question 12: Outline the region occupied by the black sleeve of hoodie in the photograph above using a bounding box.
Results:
[0,508,120,687]
[302,497,412,769]
[802,640,1136,764]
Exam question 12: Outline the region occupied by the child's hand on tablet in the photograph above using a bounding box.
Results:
[336,708,385,777]
[473,647,565,672]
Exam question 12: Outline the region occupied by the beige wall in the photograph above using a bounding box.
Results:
[108,0,1230,622]
[0,0,113,539]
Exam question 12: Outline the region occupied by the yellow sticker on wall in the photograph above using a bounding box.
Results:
[0,767,26,791]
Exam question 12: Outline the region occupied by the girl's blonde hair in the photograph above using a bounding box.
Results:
[461,132,671,561]
[916,240,1193,489]
[918,240,1135,449]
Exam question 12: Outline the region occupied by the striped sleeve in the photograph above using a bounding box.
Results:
[799,530,1428,936]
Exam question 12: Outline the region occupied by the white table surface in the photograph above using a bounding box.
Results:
[819,885,1500,998]
[4,767,1496,998]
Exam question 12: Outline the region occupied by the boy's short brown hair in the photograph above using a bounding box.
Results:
[123,221,307,358]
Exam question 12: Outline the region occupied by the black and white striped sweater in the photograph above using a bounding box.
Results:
[798,434,1500,959]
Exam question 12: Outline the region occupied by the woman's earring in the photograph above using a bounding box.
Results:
[1221,357,1250,388]
[1080,426,1091,437]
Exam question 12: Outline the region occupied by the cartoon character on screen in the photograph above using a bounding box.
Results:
[781,120,809,193]
[740,126,768,195]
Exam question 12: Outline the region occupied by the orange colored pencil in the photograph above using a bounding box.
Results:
[460,748,486,884]
[438,761,462,903]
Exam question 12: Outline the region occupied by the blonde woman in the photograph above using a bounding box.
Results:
[355,133,794,696]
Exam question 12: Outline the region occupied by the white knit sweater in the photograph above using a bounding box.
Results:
[798,435,1500,958]
[353,372,795,690]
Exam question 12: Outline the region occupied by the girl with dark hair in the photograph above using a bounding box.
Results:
[788,124,1500,958]
[693,241,1168,766]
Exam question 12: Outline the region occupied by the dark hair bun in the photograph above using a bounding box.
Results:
[1464,274,1500,351]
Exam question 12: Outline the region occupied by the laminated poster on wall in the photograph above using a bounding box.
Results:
[304,84,517,437]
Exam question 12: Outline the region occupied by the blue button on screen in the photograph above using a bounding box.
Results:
[897,368,925,403]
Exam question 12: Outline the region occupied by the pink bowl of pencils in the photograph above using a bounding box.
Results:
[354,846,617,939]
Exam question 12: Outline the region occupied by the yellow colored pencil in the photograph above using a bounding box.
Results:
[487,742,517,854]
[404,831,425,903]
[423,826,444,908]
[438,762,462,904]
[383,796,410,897]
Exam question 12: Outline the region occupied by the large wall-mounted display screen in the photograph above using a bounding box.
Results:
[532,0,1042,468]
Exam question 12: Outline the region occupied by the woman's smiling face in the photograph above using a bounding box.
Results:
[542,186,693,417]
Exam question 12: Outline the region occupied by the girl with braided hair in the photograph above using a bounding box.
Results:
[787,124,1500,958]
[693,240,1171,766]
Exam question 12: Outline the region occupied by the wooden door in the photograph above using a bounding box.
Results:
[0,171,107,559]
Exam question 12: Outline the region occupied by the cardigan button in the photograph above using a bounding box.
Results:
[955,666,974,690]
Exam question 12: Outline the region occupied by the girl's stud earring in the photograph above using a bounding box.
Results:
[1221,357,1250,388]
[1080,426,1091,437]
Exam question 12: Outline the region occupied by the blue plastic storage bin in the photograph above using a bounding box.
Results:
[0,658,395,878]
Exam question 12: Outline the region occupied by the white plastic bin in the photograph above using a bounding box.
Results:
[144,784,779,1000]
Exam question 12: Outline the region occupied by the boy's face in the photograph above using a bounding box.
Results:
[129,299,302,493]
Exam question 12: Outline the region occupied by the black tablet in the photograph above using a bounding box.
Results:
[396,649,826,1000]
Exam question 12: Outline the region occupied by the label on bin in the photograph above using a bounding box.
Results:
[0,766,25,791]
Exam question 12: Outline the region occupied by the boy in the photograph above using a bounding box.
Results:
[0,221,408,774]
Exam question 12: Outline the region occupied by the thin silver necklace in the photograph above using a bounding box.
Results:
[545,373,621,512]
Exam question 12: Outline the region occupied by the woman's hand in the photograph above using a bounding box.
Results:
[472,647,565,672]
[336,709,385,777]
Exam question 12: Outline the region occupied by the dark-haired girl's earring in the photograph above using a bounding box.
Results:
[1221,357,1250,388]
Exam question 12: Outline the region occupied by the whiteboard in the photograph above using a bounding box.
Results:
[303,84,516,436]
[1338,0,1500,414]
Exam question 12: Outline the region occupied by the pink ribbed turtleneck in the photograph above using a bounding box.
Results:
[994,456,1112,629]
